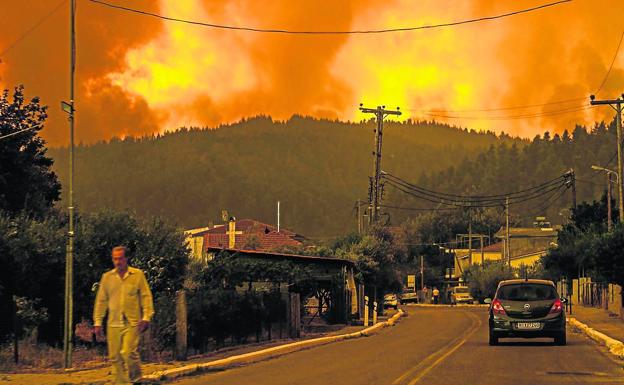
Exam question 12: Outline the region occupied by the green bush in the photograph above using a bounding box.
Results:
[463,261,515,301]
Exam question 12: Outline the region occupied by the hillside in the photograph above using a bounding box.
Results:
[412,122,617,227]
[49,116,518,238]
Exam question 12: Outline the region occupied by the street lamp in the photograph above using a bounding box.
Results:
[591,165,620,230]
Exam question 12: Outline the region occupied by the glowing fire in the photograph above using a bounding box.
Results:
[1,0,622,144]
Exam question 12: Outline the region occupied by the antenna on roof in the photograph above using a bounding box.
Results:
[277,201,280,232]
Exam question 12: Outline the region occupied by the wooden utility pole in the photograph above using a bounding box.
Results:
[359,105,401,223]
[505,197,511,267]
[570,169,577,209]
[607,173,613,231]
[480,235,485,265]
[591,94,624,222]
[357,199,362,234]
[592,165,619,229]
[468,209,473,265]
[420,255,424,290]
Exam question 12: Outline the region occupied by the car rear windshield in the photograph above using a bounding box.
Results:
[455,287,470,294]
[496,284,557,301]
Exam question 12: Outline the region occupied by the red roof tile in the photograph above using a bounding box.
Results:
[482,241,503,252]
[202,219,303,252]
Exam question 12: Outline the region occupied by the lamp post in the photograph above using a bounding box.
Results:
[591,165,620,229]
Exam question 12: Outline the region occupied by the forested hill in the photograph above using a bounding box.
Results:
[49,116,517,238]
[409,122,618,226]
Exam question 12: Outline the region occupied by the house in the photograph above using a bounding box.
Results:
[453,226,558,272]
[203,218,305,251]
[496,227,558,267]
[186,218,306,261]
[454,241,503,275]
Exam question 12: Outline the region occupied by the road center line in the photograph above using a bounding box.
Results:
[391,310,482,385]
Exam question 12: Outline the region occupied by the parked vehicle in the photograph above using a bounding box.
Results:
[400,291,418,304]
[450,285,474,304]
[486,279,566,346]
[383,293,399,310]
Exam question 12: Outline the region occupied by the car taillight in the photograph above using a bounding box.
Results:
[549,298,563,314]
[491,299,506,315]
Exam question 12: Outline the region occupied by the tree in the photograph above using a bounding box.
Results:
[0,86,60,217]
[0,212,65,346]
[332,227,406,302]
[542,192,619,283]
[73,210,190,351]
[463,261,515,300]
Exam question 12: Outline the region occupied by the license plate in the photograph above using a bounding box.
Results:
[515,322,541,330]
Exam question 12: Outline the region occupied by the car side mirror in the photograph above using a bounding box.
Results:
[484,298,492,304]
[560,297,567,303]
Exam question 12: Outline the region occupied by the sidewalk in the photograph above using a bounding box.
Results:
[571,305,624,342]
[0,323,368,385]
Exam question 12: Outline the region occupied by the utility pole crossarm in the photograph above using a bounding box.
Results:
[590,99,623,106]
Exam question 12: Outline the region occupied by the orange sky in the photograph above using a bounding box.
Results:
[1,0,623,146]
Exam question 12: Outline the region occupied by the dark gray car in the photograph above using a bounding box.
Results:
[488,279,566,346]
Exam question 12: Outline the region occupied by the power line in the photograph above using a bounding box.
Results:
[415,97,587,114]
[524,185,568,217]
[0,123,44,141]
[380,204,459,212]
[383,171,566,200]
[422,105,594,121]
[0,0,67,58]
[87,0,572,35]
[595,24,624,95]
[383,175,568,208]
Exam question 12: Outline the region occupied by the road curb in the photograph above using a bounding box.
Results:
[141,310,404,383]
[568,317,624,359]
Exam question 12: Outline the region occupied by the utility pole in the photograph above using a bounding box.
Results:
[505,197,511,267]
[61,0,76,369]
[356,199,362,234]
[591,165,619,229]
[607,173,612,231]
[480,234,484,266]
[468,209,473,265]
[420,255,424,290]
[590,94,624,222]
[570,169,577,209]
[359,104,401,223]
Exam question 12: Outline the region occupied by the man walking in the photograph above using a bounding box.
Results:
[94,246,154,385]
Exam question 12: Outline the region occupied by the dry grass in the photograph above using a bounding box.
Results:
[0,341,105,373]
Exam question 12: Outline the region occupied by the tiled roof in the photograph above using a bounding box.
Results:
[482,242,503,252]
[202,219,304,252]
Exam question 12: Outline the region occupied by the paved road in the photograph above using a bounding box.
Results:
[174,307,624,385]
